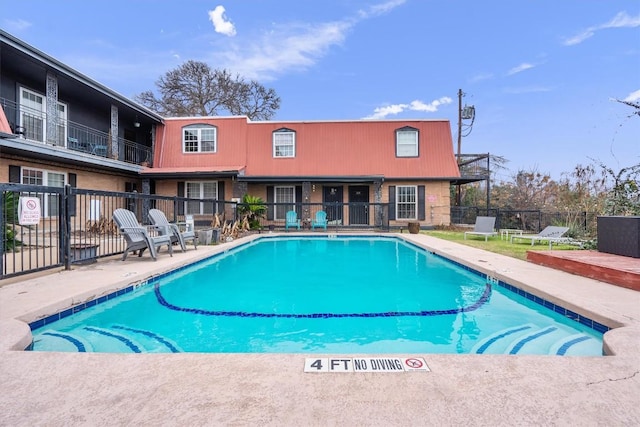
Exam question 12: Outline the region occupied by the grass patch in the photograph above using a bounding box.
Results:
[422,230,582,261]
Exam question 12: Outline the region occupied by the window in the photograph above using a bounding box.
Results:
[396,127,418,157]
[185,181,218,214]
[396,186,417,220]
[275,186,295,219]
[183,125,217,153]
[19,87,67,145]
[21,167,66,217]
[273,129,295,158]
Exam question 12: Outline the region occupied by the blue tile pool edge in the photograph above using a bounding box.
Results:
[27,234,610,339]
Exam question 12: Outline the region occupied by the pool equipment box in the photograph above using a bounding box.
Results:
[597,216,640,258]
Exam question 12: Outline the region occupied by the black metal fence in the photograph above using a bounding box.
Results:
[451,206,597,237]
[1,184,390,279]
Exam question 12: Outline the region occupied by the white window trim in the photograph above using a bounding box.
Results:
[182,125,217,153]
[184,181,219,215]
[19,87,68,146]
[20,166,67,217]
[274,185,296,220]
[396,129,419,157]
[273,131,296,158]
[395,185,418,220]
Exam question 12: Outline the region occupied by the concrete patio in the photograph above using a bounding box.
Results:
[1,233,639,426]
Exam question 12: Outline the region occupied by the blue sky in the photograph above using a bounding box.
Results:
[2,0,639,182]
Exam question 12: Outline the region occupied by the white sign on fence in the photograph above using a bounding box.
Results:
[18,196,41,225]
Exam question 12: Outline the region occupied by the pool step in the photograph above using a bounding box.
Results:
[504,326,562,355]
[472,325,598,355]
[471,324,535,354]
[32,326,181,353]
[34,330,94,352]
[549,334,602,356]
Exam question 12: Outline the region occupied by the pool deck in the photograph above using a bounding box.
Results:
[1,233,639,426]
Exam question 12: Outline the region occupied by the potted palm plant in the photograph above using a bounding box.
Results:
[236,194,267,230]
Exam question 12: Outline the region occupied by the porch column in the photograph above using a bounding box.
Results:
[141,178,151,223]
[233,180,248,199]
[374,180,384,228]
[110,105,118,159]
[46,72,59,145]
[302,181,312,221]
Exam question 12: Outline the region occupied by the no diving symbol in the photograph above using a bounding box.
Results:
[405,358,423,369]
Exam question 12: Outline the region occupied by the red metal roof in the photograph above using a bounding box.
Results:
[153,117,460,179]
[153,116,248,171]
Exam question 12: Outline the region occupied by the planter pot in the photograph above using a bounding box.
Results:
[70,243,99,264]
[197,228,220,245]
[597,216,640,258]
[408,222,421,234]
[197,229,213,245]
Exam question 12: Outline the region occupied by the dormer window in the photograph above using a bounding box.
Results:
[396,126,418,157]
[183,124,217,153]
[273,128,295,158]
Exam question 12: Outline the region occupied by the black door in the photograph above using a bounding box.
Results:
[323,186,343,224]
[348,185,369,225]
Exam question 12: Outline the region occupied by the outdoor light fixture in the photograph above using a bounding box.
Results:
[133,115,140,128]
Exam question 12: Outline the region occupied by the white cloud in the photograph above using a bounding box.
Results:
[208,6,236,37]
[507,63,534,76]
[469,73,494,83]
[564,11,640,46]
[223,21,351,80]
[359,0,407,18]
[363,97,453,120]
[623,89,640,102]
[215,0,405,80]
[503,86,552,95]
[2,18,31,32]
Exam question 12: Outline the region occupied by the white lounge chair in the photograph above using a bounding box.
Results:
[464,216,498,241]
[148,208,198,251]
[510,226,570,249]
[113,208,173,261]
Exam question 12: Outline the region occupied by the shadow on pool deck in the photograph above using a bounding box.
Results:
[1,233,639,426]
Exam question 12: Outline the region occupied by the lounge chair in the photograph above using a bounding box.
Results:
[113,208,173,261]
[510,226,570,249]
[148,208,198,251]
[285,210,301,230]
[463,216,498,241]
[311,210,328,230]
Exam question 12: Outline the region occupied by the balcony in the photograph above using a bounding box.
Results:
[1,98,152,166]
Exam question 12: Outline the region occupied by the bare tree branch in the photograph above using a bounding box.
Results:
[134,61,281,120]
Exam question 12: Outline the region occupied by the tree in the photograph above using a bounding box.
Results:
[613,98,640,118]
[589,160,640,216]
[135,61,281,120]
[491,168,558,210]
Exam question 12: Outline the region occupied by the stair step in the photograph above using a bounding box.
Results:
[33,330,93,352]
[549,334,602,356]
[471,324,535,354]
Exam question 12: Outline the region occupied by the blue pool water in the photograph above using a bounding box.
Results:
[30,236,606,355]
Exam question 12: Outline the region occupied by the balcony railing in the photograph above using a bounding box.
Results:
[1,97,151,166]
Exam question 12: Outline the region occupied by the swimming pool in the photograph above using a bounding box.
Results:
[30,236,606,355]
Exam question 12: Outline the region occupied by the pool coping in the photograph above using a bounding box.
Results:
[1,233,640,425]
[0,232,640,426]
[1,232,639,354]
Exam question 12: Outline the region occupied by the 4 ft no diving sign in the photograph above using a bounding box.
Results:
[304,357,430,373]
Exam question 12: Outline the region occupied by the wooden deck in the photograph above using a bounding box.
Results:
[527,250,640,291]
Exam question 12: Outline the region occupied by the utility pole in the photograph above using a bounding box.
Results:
[457,88,463,166]
[455,89,475,206]
[456,89,464,206]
